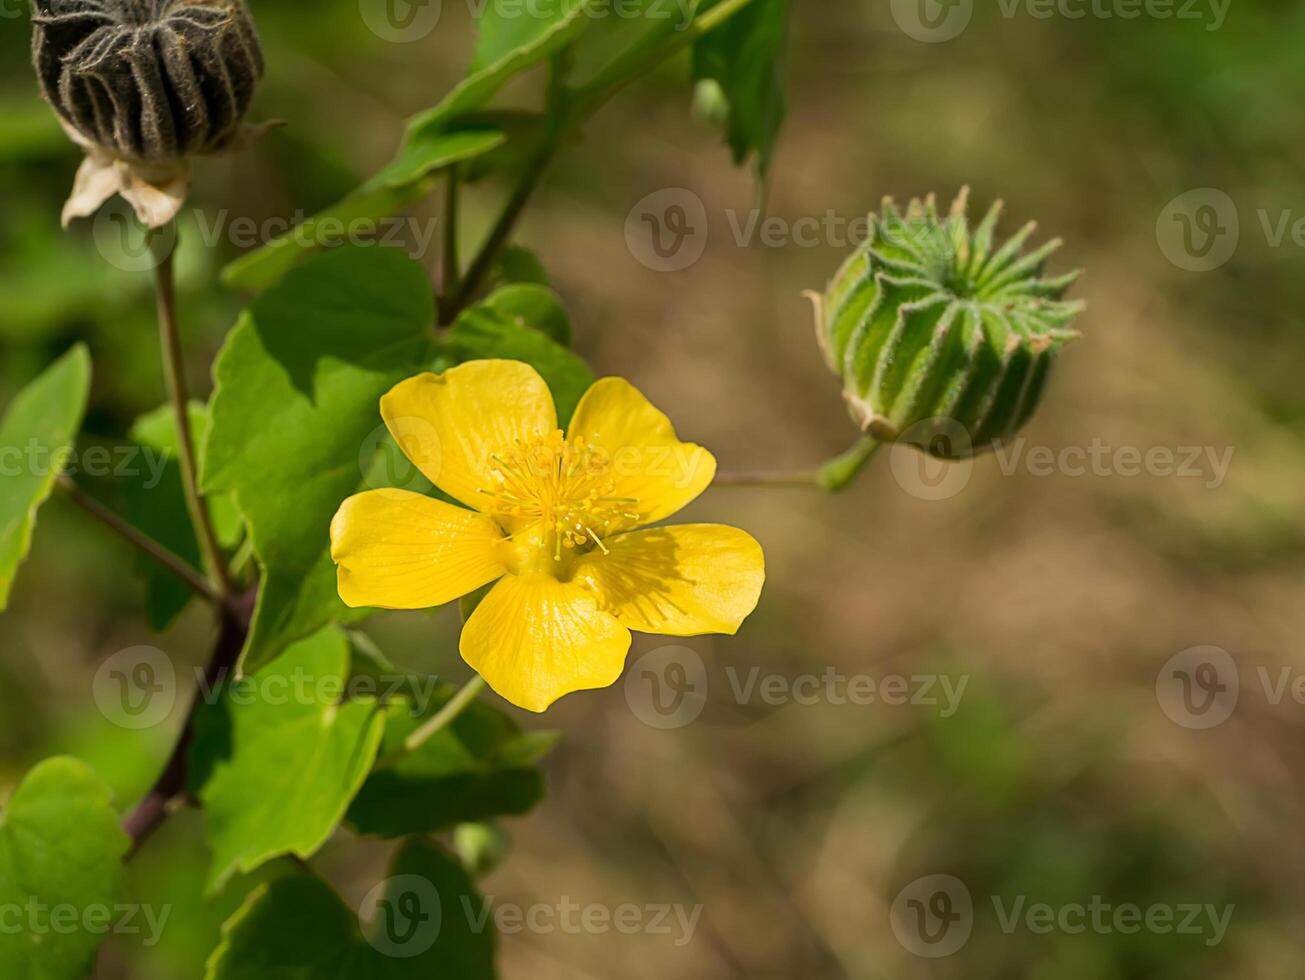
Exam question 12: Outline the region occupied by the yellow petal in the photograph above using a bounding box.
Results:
[381,360,557,512]
[331,489,506,610]
[567,378,717,526]
[461,573,632,713]
[569,524,765,636]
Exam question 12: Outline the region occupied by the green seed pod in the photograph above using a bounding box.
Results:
[813,189,1084,459]
[31,0,264,165]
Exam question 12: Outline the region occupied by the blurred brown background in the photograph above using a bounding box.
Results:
[4,0,1305,976]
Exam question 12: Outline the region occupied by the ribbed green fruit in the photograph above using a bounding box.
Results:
[814,189,1084,459]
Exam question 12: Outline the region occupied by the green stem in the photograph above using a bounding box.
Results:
[56,474,220,606]
[442,166,461,300]
[444,0,759,319]
[150,227,232,599]
[447,158,550,320]
[816,436,881,492]
[715,437,882,492]
[568,0,758,120]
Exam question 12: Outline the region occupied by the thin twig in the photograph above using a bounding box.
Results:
[122,591,255,855]
[56,473,220,606]
[150,227,233,598]
[442,166,461,301]
[447,162,551,320]
[715,438,882,492]
[713,469,823,488]
[444,0,760,320]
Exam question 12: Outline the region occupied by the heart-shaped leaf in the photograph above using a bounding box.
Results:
[202,247,434,673]
[190,626,388,893]
[205,838,495,979]
[0,757,129,979]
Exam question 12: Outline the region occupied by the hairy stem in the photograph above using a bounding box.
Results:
[56,474,219,606]
[122,590,255,856]
[150,228,233,598]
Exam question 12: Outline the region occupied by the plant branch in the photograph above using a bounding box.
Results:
[446,160,551,320]
[150,227,233,599]
[712,469,822,489]
[122,590,255,856]
[443,0,759,319]
[442,166,461,299]
[715,437,882,492]
[56,474,220,606]
[568,0,758,120]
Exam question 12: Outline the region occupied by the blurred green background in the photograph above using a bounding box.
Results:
[3,0,1305,976]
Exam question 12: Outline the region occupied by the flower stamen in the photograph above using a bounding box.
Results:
[479,431,639,564]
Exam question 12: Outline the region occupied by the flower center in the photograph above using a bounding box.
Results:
[480,430,639,571]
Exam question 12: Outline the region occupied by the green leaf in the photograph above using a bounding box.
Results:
[447,289,593,424]
[491,245,550,289]
[348,687,557,839]
[372,125,509,191]
[202,247,434,673]
[0,758,129,980]
[125,402,243,631]
[0,345,91,611]
[189,626,387,894]
[484,283,573,346]
[220,179,436,294]
[693,0,790,175]
[406,0,595,141]
[205,838,495,979]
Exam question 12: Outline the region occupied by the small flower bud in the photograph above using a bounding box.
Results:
[31,0,265,228]
[813,189,1084,459]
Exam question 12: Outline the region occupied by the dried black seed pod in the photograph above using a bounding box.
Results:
[31,0,265,227]
[32,0,263,163]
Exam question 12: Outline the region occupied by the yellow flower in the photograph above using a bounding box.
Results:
[330,360,765,713]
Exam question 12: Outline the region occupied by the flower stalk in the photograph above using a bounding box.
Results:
[150,227,233,599]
